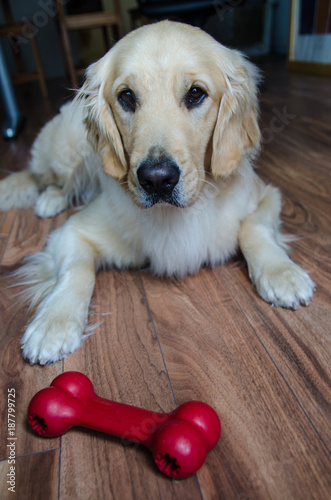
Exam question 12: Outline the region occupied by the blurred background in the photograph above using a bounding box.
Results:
[0,0,330,137]
[0,0,289,83]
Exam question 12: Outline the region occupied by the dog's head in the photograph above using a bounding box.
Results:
[78,21,260,208]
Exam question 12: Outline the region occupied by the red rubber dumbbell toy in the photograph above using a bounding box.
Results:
[28,371,221,478]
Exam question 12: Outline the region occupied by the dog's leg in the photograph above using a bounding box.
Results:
[34,185,70,218]
[34,185,74,218]
[34,154,100,219]
[19,194,141,364]
[0,171,39,211]
[239,184,315,308]
[19,221,96,364]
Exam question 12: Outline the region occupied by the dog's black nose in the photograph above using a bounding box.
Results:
[137,159,180,197]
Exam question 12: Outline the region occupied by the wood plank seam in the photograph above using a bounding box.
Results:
[138,271,179,407]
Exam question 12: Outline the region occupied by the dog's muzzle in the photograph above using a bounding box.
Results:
[137,156,181,207]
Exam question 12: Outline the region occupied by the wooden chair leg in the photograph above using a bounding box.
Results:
[112,19,125,44]
[113,0,125,38]
[30,36,48,98]
[58,23,78,88]
[101,26,110,52]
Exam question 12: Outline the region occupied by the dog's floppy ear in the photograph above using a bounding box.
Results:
[76,56,127,180]
[211,52,261,178]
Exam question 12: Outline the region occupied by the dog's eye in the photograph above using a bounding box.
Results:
[118,89,137,112]
[185,86,207,109]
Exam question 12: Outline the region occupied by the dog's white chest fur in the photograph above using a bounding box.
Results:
[97,165,259,277]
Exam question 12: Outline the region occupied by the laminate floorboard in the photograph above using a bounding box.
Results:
[140,269,330,499]
[0,64,330,499]
[218,264,331,448]
[0,450,59,500]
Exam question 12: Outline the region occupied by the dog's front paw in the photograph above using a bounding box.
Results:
[20,311,84,364]
[35,186,68,218]
[253,261,315,309]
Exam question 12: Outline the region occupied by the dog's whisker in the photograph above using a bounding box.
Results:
[198,178,216,188]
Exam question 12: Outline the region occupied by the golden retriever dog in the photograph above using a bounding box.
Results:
[0,21,315,364]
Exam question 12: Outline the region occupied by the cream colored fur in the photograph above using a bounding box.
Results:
[0,22,314,364]
[0,103,100,217]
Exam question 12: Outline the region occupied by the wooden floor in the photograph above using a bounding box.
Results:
[0,62,330,500]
